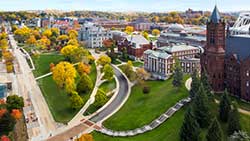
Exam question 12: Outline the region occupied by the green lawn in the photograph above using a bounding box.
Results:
[93,104,250,141]
[99,78,116,93]
[93,107,187,141]
[103,76,189,130]
[38,76,77,123]
[33,53,65,77]
[34,54,97,123]
[132,61,144,67]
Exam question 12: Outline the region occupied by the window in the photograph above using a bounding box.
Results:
[247,81,249,87]
[247,70,249,76]
[210,32,215,44]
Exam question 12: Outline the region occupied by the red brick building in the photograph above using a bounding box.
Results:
[118,35,153,59]
[201,6,250,101]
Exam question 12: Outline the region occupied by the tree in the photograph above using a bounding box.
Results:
[94,89,108,108]
[37,36,51,49]
[0,109,7,117]
[77,74,93,94]
[14,26,31,42]
[193,84,211,128]
[42,29,52,38]
[228,103,241,135]
[0,39,8,50]
[142,31,149,40]
[26,35,37,46]
[190,69,200,99]
[69,92,84,110]
[103,64,114,81]
[136,68,150,86]
[11,109,22,120]
[68,29,78,39]
[51,28,60,37]
[52,62,77,93]
[123,61,136,81]
[97,55,111,66]
[76,133,94,141]
[206,118,223,141]
[6,95,24,111]
[77,62,91,75]
[67,39,79,46]
[152,29,160,36]
[201,71,212,96]
[60,45,78,59]
[172,59,183,87]
[152,16,160,23]
[57,35,69,45]
[219,90,231,122]
[125,26,134,34]
[50,63,55,72]
[180,106,200,141]
[0,112,16,135]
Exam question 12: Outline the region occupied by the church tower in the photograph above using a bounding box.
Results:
[201,5,226,92]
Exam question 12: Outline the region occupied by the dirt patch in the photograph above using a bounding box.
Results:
[14,115,28,141]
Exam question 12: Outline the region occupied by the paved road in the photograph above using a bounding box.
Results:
[90,66,129,122]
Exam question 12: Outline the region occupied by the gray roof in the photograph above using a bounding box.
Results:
[159,44,198,53]
[144,49,171,59]
[210,5,221,23]
[226,35,250,60]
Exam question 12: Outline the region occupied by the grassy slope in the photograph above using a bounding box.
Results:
[103,76,189,130]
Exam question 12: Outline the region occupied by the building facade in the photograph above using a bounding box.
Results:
[117,35,153,59]
[201,6,250,101]
[78,22,112,48]
[144,44,200,80]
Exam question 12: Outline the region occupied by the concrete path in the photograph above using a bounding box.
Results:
[9,34,57,140]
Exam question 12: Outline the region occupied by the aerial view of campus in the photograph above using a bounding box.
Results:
[0,0,249,141]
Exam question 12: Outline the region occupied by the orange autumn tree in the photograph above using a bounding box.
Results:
[77,62,91,76]
[11,109,22,120]
[0,109,7,117]
[76,134,94,141]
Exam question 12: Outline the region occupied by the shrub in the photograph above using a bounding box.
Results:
[143,86,150,94]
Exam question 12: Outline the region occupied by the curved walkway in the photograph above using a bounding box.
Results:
[95,78,192,137]
[90,65,131,123]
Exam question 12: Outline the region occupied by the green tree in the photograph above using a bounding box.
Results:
[0,112,16,135]
[172,59,183,87]
[70,92,84,110]
[201,71,212,96]
[77,74,93,94]
[93,89,108,108]
[123,61,136,81]
[190,69,200,99]
[103,64,114,81]
[180,106,200,141]
[219,90,231,122]
[228,103,241,135]
[193,84,211,128]
[206,118,223,141]
[6,95,24,111]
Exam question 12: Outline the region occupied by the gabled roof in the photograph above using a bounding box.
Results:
[210,5,221,23]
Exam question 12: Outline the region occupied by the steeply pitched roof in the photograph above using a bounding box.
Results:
[226,35,250,60]
[210,5,221,23]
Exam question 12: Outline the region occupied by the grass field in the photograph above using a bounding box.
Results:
[103,76,189,130]
[99,78,116,93]
[32,53,65,77]
[34,54,97,123]
[132,61,144,67]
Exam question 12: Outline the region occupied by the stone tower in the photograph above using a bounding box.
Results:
[201,5,226,92]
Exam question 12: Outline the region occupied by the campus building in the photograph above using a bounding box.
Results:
[117,34,153,59]
[201,6,250,101]
[144,43,200,80]
[78,22,112,48]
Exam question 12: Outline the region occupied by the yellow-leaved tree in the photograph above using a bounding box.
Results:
[26,35,37,47]
[125,26,134,34]
[42,29,52,38]
[60,45,78,58]
[68,29,78,39]
[52,62,77,93]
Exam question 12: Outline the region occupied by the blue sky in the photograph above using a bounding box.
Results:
[0,0,249,12]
